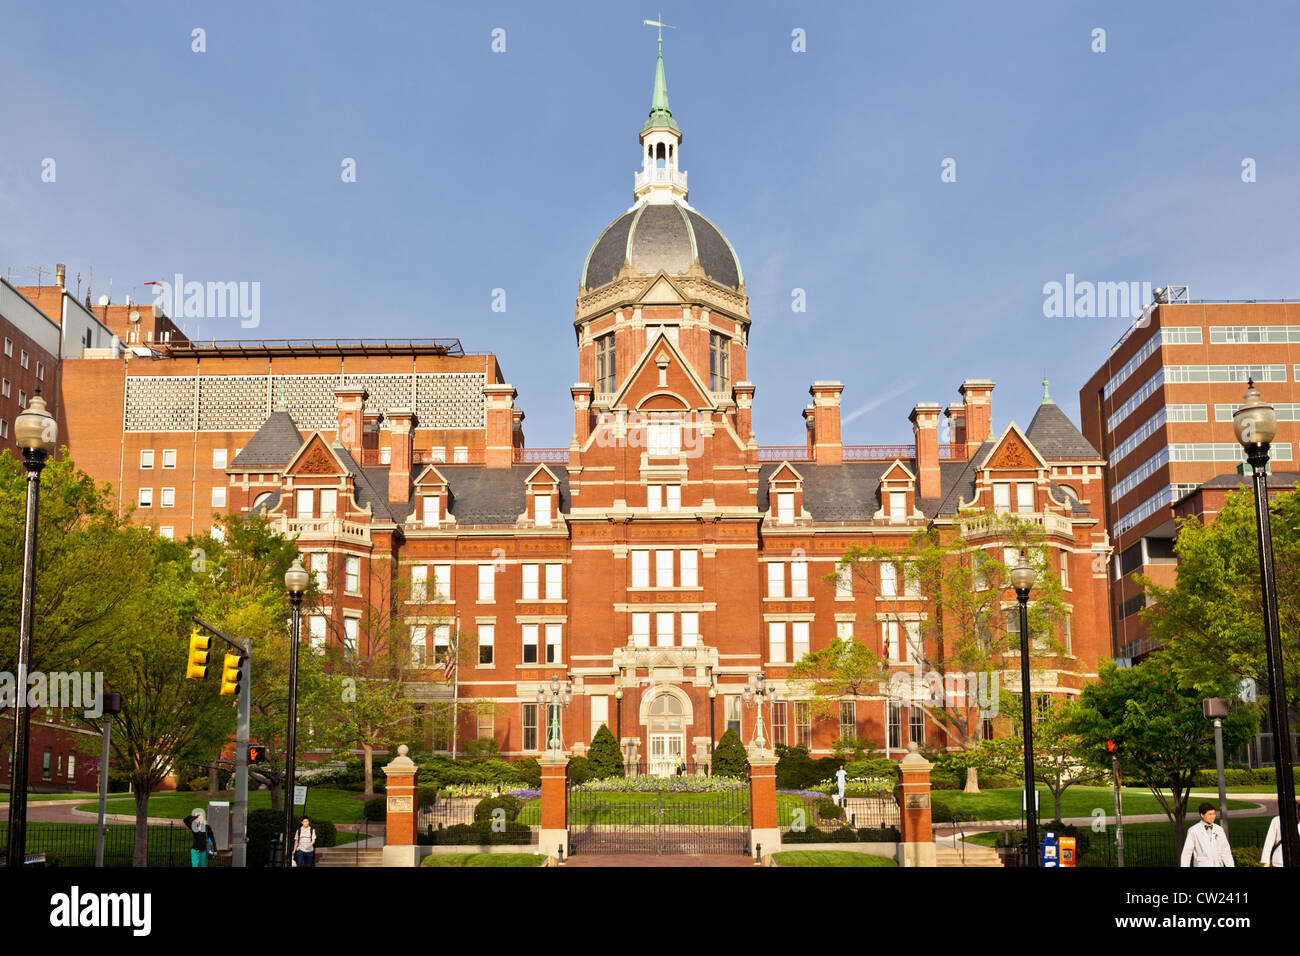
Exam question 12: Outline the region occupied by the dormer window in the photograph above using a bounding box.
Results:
[777,492,795,525]
[424,493,441,528]
[535,493,552,527]
[889,491,907,523]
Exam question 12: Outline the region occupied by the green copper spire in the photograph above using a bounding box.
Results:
[642,25,680,133]
[1042,374,1054,404]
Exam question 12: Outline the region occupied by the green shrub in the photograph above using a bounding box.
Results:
[566,755,590,786]
[856,826,901,843]
[363,797,386,822]
[815,798,843,821]
[1232,847,1262,867]
[417,785,439,808]
[247,809,283,867]
[586,724,624,779]
[108,769,131,794]
[459,738,501,758]
[474,795,523,823]
[513,757,542,789]
[420,821,532,846]
[311,820,338,848]
[712,729,748,778]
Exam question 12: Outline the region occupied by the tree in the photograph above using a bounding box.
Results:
[1062,657,1256,855]
[711,728,748,778]
[992,697,1104,821]
[1141,487,1298,707]
[586,723,624,779]
[0,452,151,675]
[829,512,1069,792]
[788,637,887,740]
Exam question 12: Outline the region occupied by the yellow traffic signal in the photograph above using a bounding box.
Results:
[185,629,211,679]
[219,652,244,696]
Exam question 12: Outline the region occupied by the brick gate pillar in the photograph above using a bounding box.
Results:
[382,744,419,867]
[538,752,569,860]
[747,746,781,862]
[898,742,936,867]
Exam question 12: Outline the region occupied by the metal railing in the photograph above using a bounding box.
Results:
[0,822,192,867]
[514,447,569,464]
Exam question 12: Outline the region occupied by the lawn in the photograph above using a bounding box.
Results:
[421,852,544,867]
[1,822,192,867]
[76,787,367,824]
[932,786,1257,822]
[517,792,803,826]
[772,850,897,867]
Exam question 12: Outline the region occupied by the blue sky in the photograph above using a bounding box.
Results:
[3,0,1298,446]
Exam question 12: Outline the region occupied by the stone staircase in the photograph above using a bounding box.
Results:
[316,846,384,868]
[935,842,1003,868]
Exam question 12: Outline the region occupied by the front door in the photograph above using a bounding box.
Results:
[648,733,684,777]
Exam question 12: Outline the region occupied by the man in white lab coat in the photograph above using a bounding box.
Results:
[1180,802,1234,867]
[1260,808,1300,866]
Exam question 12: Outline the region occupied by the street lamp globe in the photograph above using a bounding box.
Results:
[1233,380,1278,449]
[15,391,57,456]
[1010,565,1036,594]
[614,687,623,701]
[284,557,310,595]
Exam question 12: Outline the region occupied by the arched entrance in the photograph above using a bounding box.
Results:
[646,692,686,777]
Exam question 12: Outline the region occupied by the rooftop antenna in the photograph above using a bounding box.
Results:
[27,265,50,288]
[643,14,676,51]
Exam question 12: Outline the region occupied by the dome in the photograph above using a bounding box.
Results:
[581,200,743,292]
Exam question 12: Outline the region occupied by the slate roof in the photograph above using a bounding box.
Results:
[1025,401,1100,460]
[758,459,976,521]
[229,411,303,470]
[1198,472,1300,490]
[435,464,570,524]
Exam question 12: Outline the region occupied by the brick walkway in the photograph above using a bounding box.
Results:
[563,853,758,867]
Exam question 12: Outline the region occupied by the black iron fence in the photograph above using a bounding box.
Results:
[0,823,192,868]
[566,784,750,855]
[995,820,1272,868]
[416,800,535,846]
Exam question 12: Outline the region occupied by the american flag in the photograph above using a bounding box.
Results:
[442,636,458,680]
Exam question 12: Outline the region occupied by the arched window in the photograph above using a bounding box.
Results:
[648,693,684,733]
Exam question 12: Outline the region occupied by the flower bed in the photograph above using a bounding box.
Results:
[807,776,895,798]
[436,783,544,800]
[572,775,747,793]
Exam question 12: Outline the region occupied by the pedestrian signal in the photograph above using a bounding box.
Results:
[186,629,211,680]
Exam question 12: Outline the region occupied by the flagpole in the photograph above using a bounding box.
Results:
[451,611,460,760]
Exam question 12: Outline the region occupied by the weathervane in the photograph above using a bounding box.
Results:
[643,14,676,51]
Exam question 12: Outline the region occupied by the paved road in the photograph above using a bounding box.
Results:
[564,853,758,867]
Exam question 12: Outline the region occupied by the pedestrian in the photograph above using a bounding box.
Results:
[182,808,216,868]
[293,816,317,868]
[835,764,847,806]
[1260,806,1300,866]
[1179,802,1233,867]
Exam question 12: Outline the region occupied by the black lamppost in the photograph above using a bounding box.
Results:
[6,391,57,870]
[1011,562,1038,867]
[283,557,309,867]
[1233,379,1300,866]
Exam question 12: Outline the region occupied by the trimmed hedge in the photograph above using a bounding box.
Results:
[418,821,532,846]
[363,797,386,822]
[815,798,844,821]
[474,795,523,823]
[712,729,749,778]
[783,825,860,844]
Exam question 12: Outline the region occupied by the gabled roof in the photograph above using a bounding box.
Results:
[757,460,971,521]
[981,422,1050,471]
[606,326,715,412]
[229,411,303,470]
[429,465,570,524]
[1026,401,1101,460]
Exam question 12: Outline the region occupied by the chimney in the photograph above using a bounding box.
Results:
[808,381,844,463]
[362,410,382,460]
[734,382,756,444]
[512,407,526,449]
[944,402,966,451]
[387,408,415,503]
[571,383,594,446]
[333,386,367,458]
[909,402,942,500]
[802,404,816,459]
[484,384,518,467]
[55,263,66,289]
[958,379,995,455]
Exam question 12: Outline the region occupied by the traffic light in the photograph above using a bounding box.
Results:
[185,628,211,680]
[219,651,245,696]
[247,744,268,764]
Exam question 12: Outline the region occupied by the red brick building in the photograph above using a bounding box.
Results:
[45,51,1116,769]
